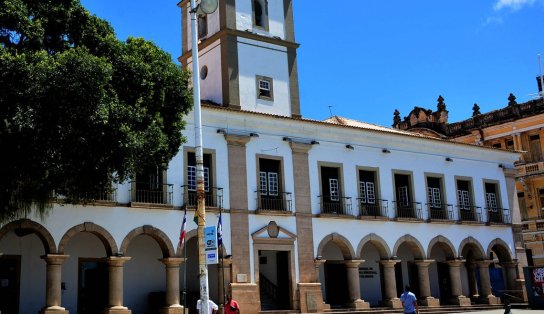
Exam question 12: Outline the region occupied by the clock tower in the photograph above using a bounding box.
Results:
[178,0,301,118]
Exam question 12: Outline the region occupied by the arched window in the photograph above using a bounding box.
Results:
[253,0,269,31]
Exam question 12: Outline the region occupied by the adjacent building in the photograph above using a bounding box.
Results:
[0,1,529,313]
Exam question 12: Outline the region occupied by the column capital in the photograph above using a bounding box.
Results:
[379,259,401,267]
[500,261,519,269]
[105,256,132,266]
[446,259,465,267]
[159,257,185,267]
[41,254,70,265]
[476,260,493,267]
[225,134,251,146]
[415,260,435,267]
[218,257,233,267]
[344,260,365,268]
[289,142,313,153]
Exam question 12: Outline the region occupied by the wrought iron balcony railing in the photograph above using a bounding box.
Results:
[392,201,423,220]
[319,196,353,216]
[456,205,483,223]
[358,199,388,218]
[181,186,223,208]
[130,182,173,205]
[486,208,511,224]
[255,191,292,212]
[427,204,454,221]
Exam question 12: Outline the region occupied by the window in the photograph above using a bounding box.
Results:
[256,76,273,100]
[252,0,269,30]
[359,170,377,204]
[456,179,472,210]
[329,178,339,201]
[320,165,343,212]
[529,134,543,162]
[198,14,207,38]
[426,177,442,208]
[506,139,514,150]
[187,152,212,192]
[260,172,279,196]
[258,158,285,210]
[485,182,500,211]
[394,173,412,207]
[492,143,502,149]
[134,165,165,204]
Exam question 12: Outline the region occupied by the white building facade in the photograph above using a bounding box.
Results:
[0,1,527,314]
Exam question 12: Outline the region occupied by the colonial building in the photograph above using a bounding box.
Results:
[393,88,544,267]
[0,1,528,314]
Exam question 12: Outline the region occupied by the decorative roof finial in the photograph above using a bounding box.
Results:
[508,93,517,106]
[472,103,481,117]
[437,95,446,111]
[393,109,401,127]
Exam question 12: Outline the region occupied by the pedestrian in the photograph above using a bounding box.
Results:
[196,298,219,314]
[400,285,419,314]
[224,292,240,314]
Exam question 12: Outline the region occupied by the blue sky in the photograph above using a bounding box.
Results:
[81,0,544,127]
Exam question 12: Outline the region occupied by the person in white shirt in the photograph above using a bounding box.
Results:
[196,299,219,314]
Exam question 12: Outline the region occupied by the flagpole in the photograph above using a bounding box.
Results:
[183,240,187,314]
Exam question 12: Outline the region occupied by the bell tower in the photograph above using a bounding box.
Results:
[178,0,301,118]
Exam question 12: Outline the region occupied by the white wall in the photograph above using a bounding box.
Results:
[235,0,286,38]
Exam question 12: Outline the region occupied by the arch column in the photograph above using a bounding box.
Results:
[415,260,439,307]
[476,260,501,304]
[159,258,185,314]
[344,260,369,309]
[501,261,523,298]
[379,260,402,308]
[41,254,70,314]
[466,262,479,299]
[105,256,132,314]
[446,260,471,306]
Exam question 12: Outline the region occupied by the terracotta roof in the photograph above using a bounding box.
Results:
[323,116,427,137]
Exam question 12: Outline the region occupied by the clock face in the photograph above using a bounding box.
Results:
[200,0,218,14]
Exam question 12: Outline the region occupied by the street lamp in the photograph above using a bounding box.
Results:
[189,0,217,313]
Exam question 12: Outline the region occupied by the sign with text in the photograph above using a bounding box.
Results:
[204,226,218,264]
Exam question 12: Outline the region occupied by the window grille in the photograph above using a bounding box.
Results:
[360,181,375,204]
[457,190,470,210]
[486,193,498,211]
[428,187,441,208]
[329,179,339,201]
[398,186,409,207]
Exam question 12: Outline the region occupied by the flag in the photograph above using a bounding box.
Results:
[217,206,223,247]
[178,207,188,248]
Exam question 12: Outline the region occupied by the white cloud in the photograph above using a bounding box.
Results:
[482,16,504,26]
[494,0,537,11]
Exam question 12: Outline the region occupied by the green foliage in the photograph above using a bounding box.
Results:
[0,0,192,221]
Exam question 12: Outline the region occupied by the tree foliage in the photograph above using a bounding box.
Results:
[0,0,192,221]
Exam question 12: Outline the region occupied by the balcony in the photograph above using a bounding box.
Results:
[256,192,292,213]
[130,182,173,206]
[427,204,454,221]
[516,161,544,177]
[392,201,423,220]
[457,206,483,223]
[358,199,388,218]
[319,196,353,216]
[181,186,223,208]
[486,208,511,224]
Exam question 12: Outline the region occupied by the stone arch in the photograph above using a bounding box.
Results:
[458,236,486,260]
[0,219,56,254]
[181,229,227,257]
[357,233,391,259]
[487,238,514,262]
[316,233,355,260]
[392,234,425,260]
[58,222,117,256]
[120,225,175,258]
[427,235,456,260]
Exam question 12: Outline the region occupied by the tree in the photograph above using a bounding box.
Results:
[0,0,192,222]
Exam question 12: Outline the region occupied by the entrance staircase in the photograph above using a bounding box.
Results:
[259,304,513,314]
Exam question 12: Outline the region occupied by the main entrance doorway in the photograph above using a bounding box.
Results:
[78,258,108,314]
[0,255,20,314]
[259,250,291,310]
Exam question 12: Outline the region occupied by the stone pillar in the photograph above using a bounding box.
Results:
[415,260,439,307]
[466,262,479,300]
[379,260,402,308]
[41,254,70,314]
[225,134,259,313]
[159,258,184,314]
[476,260,501,305]
[344,260,369,309]
[105,256,132,314]
[502,261,521,292]
[446,260,471,306]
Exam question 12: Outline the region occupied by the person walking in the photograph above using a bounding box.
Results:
[400,285,419,314]
[224,293,240,314]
